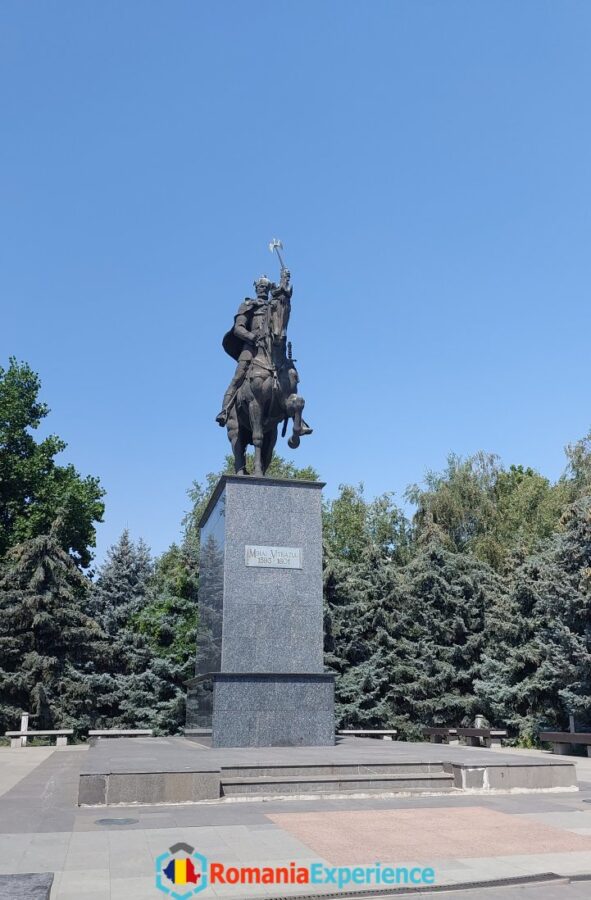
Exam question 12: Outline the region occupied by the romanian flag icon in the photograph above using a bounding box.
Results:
[163,857,200,885]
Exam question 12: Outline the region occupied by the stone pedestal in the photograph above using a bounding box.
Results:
[186,475,335,747]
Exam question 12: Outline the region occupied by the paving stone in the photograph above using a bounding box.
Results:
[110,875,156,899]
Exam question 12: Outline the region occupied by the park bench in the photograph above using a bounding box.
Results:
[337,729,398,741]
[456,727,507,748]
[5,729,73,749]
[88,729,153,745]
[423,727,459,745]
[539,731,591,757]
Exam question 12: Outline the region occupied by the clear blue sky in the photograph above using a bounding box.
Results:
[3,1,590,564]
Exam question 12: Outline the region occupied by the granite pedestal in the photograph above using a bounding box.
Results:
[186,475,335,747]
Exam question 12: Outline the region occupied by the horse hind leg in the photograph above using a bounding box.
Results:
[248,399,265,477]
[262,426,278,475]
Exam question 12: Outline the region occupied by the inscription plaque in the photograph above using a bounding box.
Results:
[245,545,303,569]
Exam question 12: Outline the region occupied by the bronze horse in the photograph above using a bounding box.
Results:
[226,290,307,477]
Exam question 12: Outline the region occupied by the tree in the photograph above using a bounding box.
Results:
[402,535,501,730]
[0,528,110,734]
[406,452,500,556]
[493,465,567,560]
[406,452,568,571]
[325,542,421,736]
[476,497,591,740]
[88,531,162,730]
[133,541,200,732]
[564,428,591,499]
[0,359,104,567]
[89,530,153,635]
[89,531,201,733]
[323,483,410,566]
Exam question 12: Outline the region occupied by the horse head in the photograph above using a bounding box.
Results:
[270,291,291,347]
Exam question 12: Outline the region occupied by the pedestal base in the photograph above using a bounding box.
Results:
[211,673,335,748]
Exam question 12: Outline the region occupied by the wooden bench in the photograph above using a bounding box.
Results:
[337,729,398,741]
[456,727,507,748]
[423,727,459,745]
[539,731,591,757]
[5,729,73,749]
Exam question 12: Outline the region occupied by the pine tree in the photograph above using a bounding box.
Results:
[325,541,422,738]
[89,530,201,733]
[89,529,153,634]
[133,539,200,733]
[87,531,163,730]
[476,497,591,740]
[401,534,499,730]
[0,530,110,734]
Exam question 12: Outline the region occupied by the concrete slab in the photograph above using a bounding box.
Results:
[266,807,591,864]
[0,748,55,798]
[1,743,590,899]
[78,735,578,805]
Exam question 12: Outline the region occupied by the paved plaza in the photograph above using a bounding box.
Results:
[0,741,590,899]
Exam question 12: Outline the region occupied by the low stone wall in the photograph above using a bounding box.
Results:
[447,761,578,791]
[79,770,221,805]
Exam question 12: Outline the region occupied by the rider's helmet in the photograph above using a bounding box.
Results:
[254,275,271,290]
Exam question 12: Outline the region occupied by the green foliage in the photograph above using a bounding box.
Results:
[89,530,153,635]
[88,531,195,734]
[325,527,501,737]
[475,496,591,740]
[0,530,111,734]
[326,431,591,742]
[0,359,104,567]
[407,452,568,571]
[564,428,591,498]
[134,544,199,668]
[323,483,410,565]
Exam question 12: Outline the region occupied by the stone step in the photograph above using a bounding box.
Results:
[221,772,455,797]
[220,762,446,778]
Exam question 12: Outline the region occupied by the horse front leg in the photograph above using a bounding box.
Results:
[249,376,265,476]
[226,411,246,475]
[286,394,305,449]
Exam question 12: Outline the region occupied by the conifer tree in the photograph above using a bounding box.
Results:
[87,531,163,730]
[476,497,591,739]
[326,545,421,736]
[399,533,500,730]
[133,540,200,732]
[0,530,110,733]
[89,529,153,634]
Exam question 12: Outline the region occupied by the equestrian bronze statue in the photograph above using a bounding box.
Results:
[216,242,312,477]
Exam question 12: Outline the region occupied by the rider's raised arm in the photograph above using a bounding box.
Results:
[271,274,293,302]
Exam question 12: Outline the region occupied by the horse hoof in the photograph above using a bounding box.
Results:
[288,435,300,449]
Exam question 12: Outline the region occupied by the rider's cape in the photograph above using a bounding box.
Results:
[222,299,256,361]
